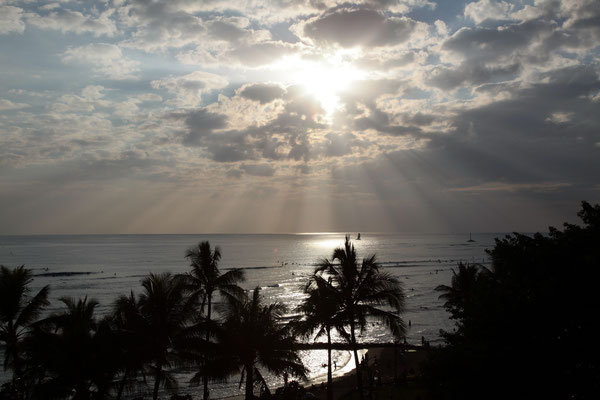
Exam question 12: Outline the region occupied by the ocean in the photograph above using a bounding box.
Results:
[0,233,499,398]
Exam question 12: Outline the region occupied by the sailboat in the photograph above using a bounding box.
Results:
[467,233,475,242]
[357,233,361,240]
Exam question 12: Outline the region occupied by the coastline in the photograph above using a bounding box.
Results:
[302,345,429,400]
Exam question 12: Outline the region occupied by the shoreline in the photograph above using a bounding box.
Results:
[302,345,430,400]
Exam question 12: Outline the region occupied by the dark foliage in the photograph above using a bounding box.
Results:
[314,236,405,400]
[211,287,307,400]
[426,201,600,400]
[181,241,245,400]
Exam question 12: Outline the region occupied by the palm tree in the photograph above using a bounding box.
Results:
[182,241,245,400]
[435,262,487,322]
[214,287,306,400]
[295,274,344,400]
[315,236,406,399]
[138,272,199,400]
[0,265,49,382]
[25,296,103,400]
[109,291,149,400]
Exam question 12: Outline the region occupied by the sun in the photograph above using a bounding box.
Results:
[280,51,365,118]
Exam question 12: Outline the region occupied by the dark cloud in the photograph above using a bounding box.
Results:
[208,142,256,163]
[183,109,228,145]
[240,163,276,176]
[302,8,418,48]
[350,101,424,137]
[427,65,600,185]
[208,20,248,42]
[427,62,521,90]
[442,3,600,69]
[239,83,286,104]
[442,19,552,63]
[402,112,437,126]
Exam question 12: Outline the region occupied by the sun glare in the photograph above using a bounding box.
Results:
[281,52,365,119]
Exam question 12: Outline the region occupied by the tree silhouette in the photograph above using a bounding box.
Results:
[435,262,490,324]
[138,272,199,400]
[427,201,600,400]
[295,273,344,400]
[182,241,245,400]
[213,287,306,400]
[0,265,49,385]
[108,291,150,400]
[315,236,406,400]
[25,297,106,400]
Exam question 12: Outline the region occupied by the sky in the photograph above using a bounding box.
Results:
[0,0,599,234]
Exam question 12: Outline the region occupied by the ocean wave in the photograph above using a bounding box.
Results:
[223,264,283,270]
[33,271,97,277]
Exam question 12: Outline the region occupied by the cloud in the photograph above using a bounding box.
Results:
[441,19,552,64]
[183,108,229,146]
[298,8,420,48]
[240,163,276,177]
[25,8,117,37]
[151,71,228,106]
[0,99,29,111]
[427,65,600,185]
[0,6,25,34]
[227,41,297,67]
[448,182,572,193]
[427,62,521,90]
[62,43,139,80]
[238,83,286,104]
[117,1,206,51]
[464,0,516,25]
[174,87,332,162]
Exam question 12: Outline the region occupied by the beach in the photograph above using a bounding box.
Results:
[280,344,429,400]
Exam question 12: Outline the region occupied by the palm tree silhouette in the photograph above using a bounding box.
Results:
[315,236,406,400]
[25,296,105,399]
[0,265,49,383]
[109,291,150,399]
[435,262,489,322]
[138,272,199,400]
[182,241,245,400]
[295,273,344,400]
[214,287,306,400]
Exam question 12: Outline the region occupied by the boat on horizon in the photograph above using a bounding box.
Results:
[467,233,475,242]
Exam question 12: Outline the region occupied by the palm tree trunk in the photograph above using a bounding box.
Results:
[350,321,364,400]
[153,362,162,400]
[116,368,128,400]
[204,295,212,400]
[245,363,254,400]
[7,322,21,380]
[327,327,333,400]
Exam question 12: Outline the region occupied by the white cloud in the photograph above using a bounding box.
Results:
[151,71,229,107]
[62,43,140,80]
[25,8,117,37]
[546,111,573,124]
[464,0,515,24]
[0,99,29,110]
[0,6,25,34]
